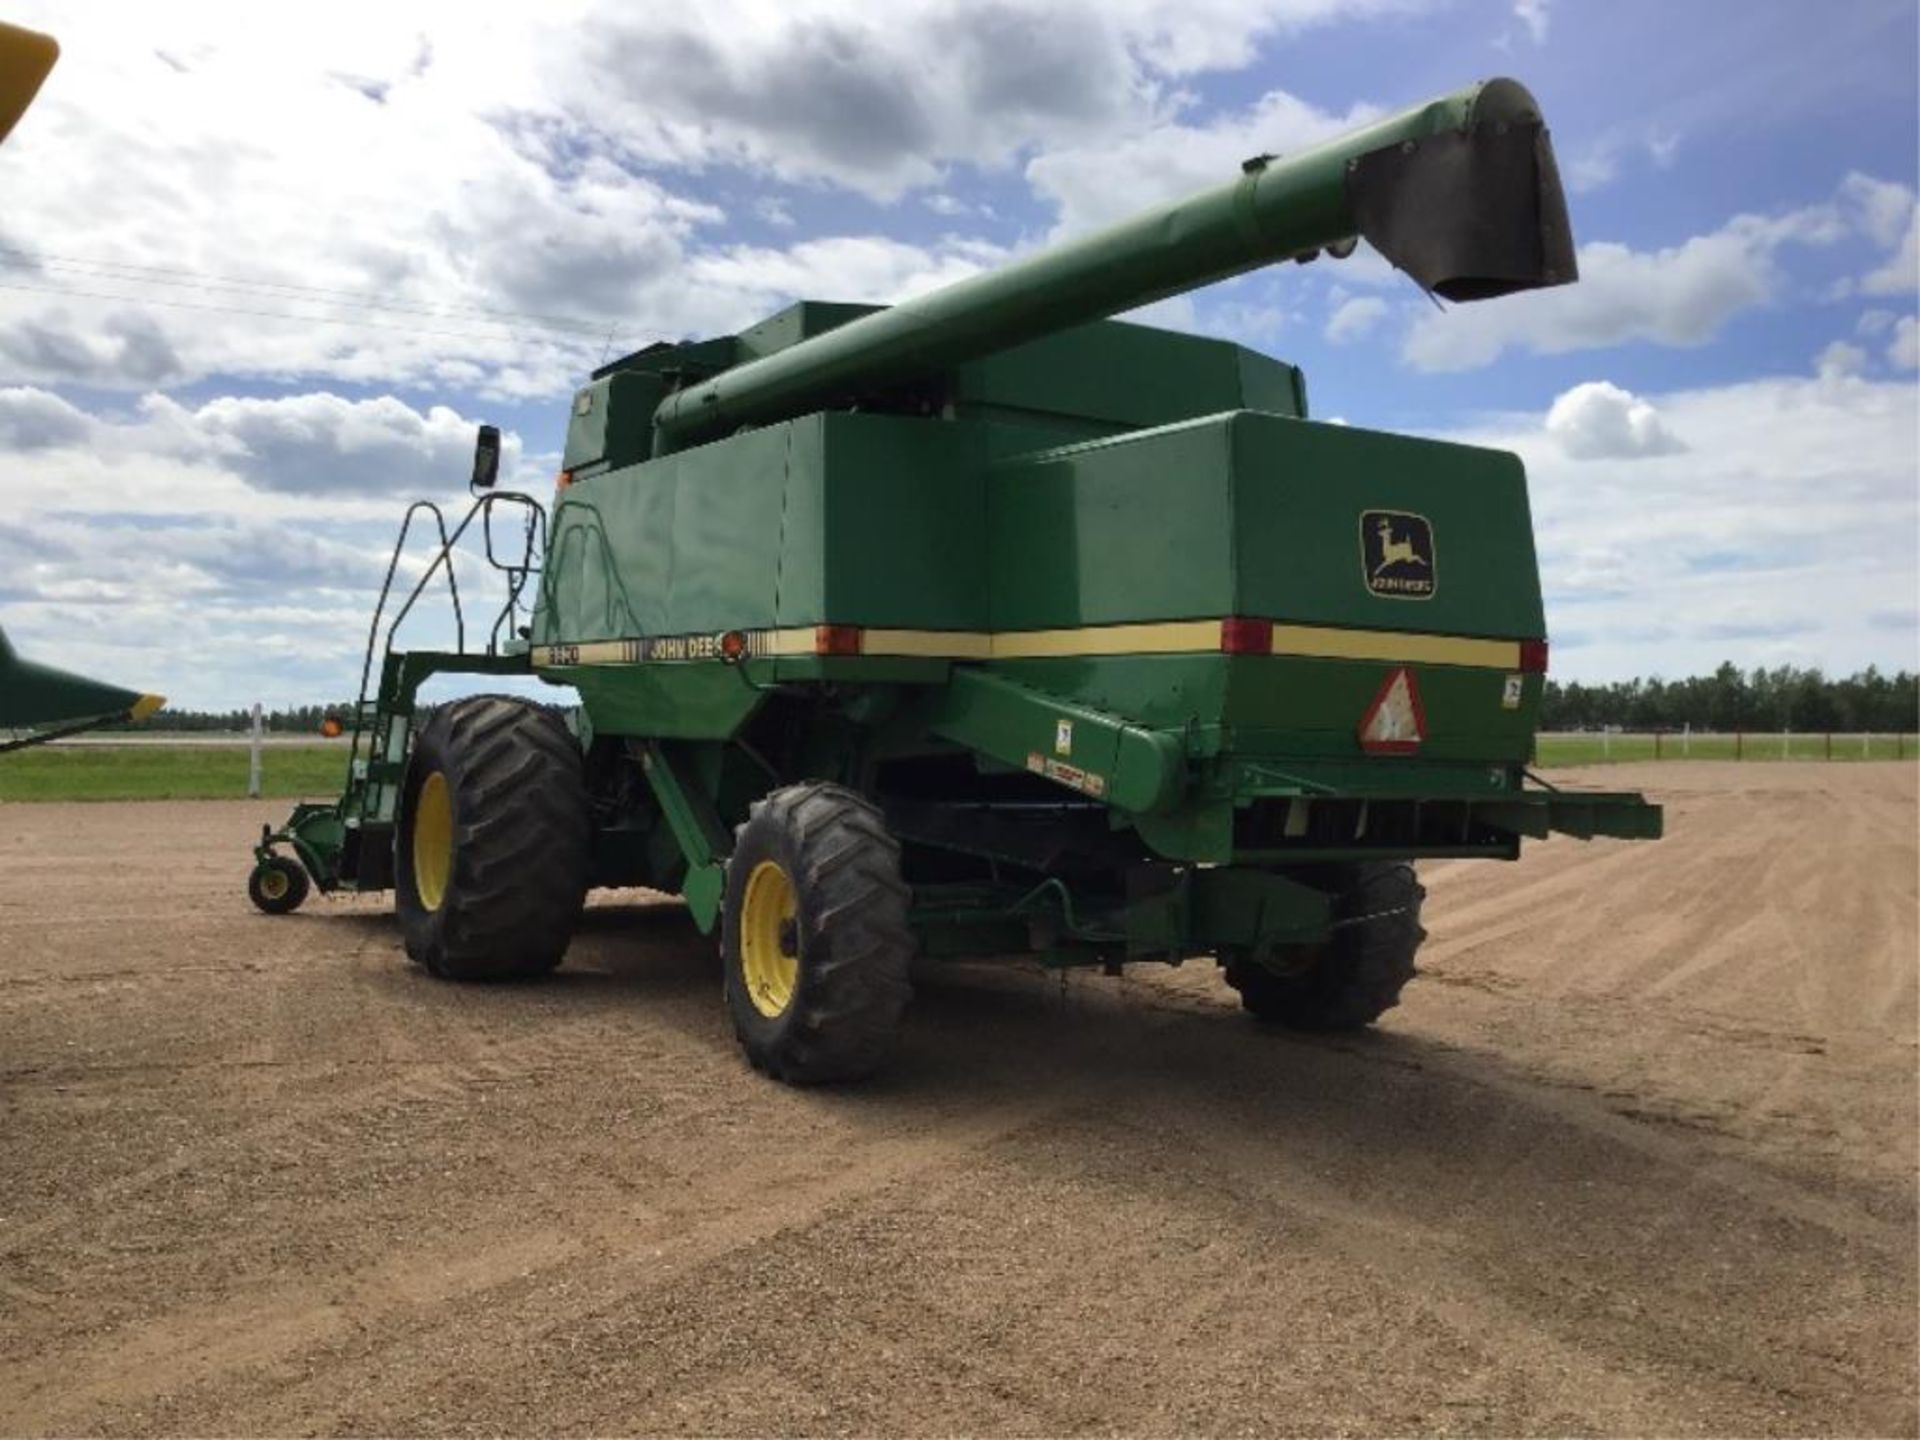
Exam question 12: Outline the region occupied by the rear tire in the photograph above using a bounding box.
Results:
[721,782,914,1084]
[1224,862,1426,1031]
[395,696,590,981]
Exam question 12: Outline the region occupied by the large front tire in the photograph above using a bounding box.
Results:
[1224,862,1426,1031]
[721,783,914,1084]
[396,696,590,981]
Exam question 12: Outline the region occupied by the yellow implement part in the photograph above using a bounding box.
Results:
[0,22,58,146]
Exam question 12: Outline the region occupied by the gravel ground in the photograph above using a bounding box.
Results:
[0,762,1914,1436]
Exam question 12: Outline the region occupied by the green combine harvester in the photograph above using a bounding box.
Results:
[252,77,1661,1081]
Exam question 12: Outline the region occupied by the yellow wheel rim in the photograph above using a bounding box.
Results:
[258,867,289,901]
[412,770,453,912]
[739,859,799,1018]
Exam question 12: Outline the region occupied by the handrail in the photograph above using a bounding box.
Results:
[343,490,548,806]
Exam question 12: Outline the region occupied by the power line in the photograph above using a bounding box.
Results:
[0,242,617,335]
[0,276,622,348]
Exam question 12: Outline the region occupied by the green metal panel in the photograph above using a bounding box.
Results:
[983,655,1232,732]
[925,667,1187,814]
[542,424,791,643]
[1238,346,1307,418]
[561,371,666,476]
[1221,656,1536,762]
[781,414,990,629]
[554,663,764,741]
[990,655,1531,767]
[667,429,786,632]
[989,418,1237,629]
[735,301,880,361]
[1229,413,1545,637]
[989,411,1544,640]
[954,319,1304,435]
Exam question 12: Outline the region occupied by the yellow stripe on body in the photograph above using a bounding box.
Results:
[1267,625,1519,669]
[535,620,1520,670]
[984,620,1221,659]
[862,628,994,660]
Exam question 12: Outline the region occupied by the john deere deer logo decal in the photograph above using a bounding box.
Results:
[1360,510,1436,598]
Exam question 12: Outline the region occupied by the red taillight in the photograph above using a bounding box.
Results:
[814,624,864,657]
[719,629,748,663]
[555,470,574,490]
[1520,638,1549,674]
[1220,616,1274,655]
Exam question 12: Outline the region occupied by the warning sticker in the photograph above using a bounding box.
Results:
[1502,674,1524,710]
[1358,667,1427,754]
[1026,751,1107,797]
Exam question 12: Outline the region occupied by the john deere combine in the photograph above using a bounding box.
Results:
[252,77,1660,1081]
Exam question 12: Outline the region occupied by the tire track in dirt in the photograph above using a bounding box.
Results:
[0,774,1913,1435]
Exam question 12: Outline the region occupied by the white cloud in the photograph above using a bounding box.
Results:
[1325,295,1388,344]
[155,393,507,496]
[1840,173,1914,249]
[0,4,717,397]
[0,387,540,709]
[923,193,976,218]
[1833,174,1917,297]
[0,387,527,529]
[563,0,1422,198]
[1565,128,1685,195]
[754,198,796,229]
[1434,374,1918,679]
[1890,316,1919,370]
[1514,0,1549,43]
[0,385,90,449]
[1026,87,1381,238]
[1860,212,1918,296]
[0,1,1431,401]
[1405,225,1773,371]
[1544,381,1685,459]
[1402,186,1858,372]
[1814,340,1868,379]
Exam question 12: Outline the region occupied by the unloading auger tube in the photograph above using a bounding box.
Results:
[651,75,1575,454]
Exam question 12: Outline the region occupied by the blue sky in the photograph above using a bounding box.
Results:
[0,0,1914,709]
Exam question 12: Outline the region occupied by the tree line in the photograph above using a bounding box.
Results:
[110,663,1920,736]
[1542,663,1918,733]
[108,702,352,734]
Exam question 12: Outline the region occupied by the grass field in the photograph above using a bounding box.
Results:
[2,733,1914,802]
[1535,732,1916,766]
[0,744,345,802]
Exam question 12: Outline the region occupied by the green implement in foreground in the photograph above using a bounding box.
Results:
[0,627,165,753]
[253,76,1660,1081]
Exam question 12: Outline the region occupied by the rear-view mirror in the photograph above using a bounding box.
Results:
[471,424,501,490]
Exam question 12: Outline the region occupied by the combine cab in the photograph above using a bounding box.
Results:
[252,77,1661,1081]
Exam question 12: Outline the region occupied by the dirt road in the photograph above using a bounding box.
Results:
[1,763,1914,1435]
